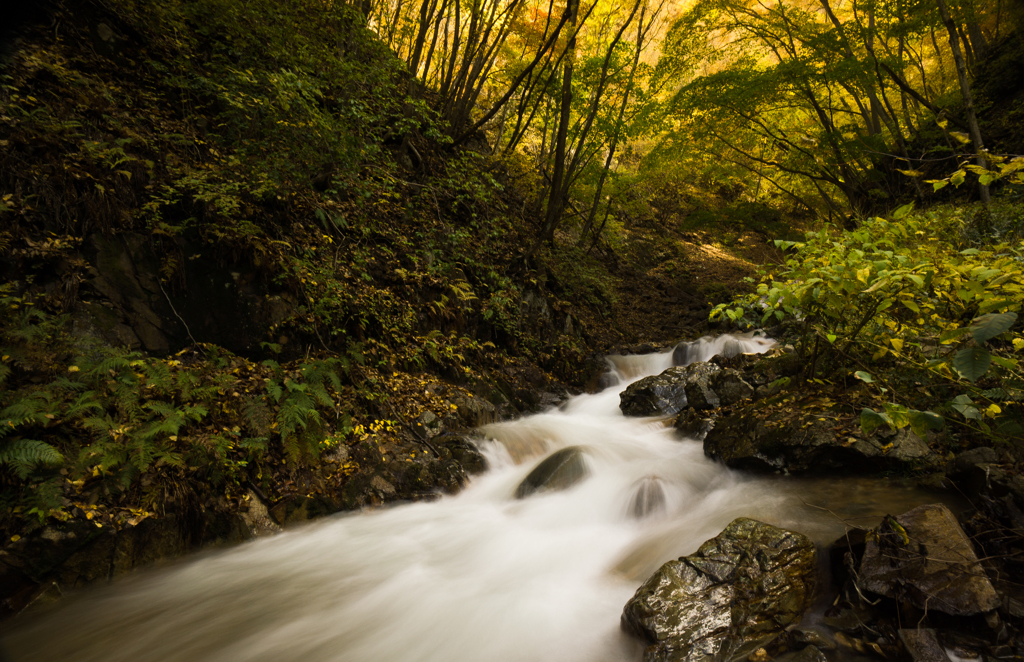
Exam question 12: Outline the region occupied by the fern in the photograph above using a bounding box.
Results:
[0,391,57,434]
[88,354,133,378]
[0,439,64,478]
[266,379,284,403]
[64,391,104,420]
[0,362,9,389]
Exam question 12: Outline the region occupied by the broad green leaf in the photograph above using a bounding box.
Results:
[863,278,889,293]
[953,346,991,382]
[950,394,982,420]
[826,334,837,344]
[991,356,1018,370]
[860,408,892,435]
[854,371,874,383]
[908,410,944,438]
[885,404,911,429]
[900,299,920,313]
[892,203,914,220]
[969,312,1017,343]
[906,274,924,288]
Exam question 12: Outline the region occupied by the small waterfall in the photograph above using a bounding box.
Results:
[1,334,955,662]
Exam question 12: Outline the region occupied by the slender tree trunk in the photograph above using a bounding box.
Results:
[525,0,578,260]
[935,0,990,204]
[578,3,647,248]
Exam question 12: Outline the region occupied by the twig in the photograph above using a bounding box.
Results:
[158,281,203,352]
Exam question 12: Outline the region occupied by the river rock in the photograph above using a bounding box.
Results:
[629,477,667,519]
[858,503,999,616]
[620,364,754,417]
[621,518,817,662]
[620,365,702,417]
[704,413,940,474]
[674,408,716,442]
[514,446,590,498]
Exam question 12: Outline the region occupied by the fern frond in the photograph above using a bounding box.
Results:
[266,380,284,403]
[182,404,208,421]
[239,436,269,451]
[143,361,173,394]
[309,382,334,408]
[0,363,10,388]
[82,415,116,433]
[65,391,104,420]
[143,401,177,418]
[51,376,86,392]
[0,439,65,479]
[89,355,132,377]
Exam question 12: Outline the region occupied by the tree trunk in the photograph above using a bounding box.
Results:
[935,0,990,204]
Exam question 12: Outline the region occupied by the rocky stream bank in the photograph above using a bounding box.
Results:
[612,338,1024,662]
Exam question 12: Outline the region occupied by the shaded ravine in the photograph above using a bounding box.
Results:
[1,335,954,662]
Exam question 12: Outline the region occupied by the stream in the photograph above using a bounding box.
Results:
[2,335,961,661]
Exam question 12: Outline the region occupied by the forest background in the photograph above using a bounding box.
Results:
[0,0,1022,610]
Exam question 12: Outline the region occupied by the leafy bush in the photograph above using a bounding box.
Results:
[712,203,1024,443]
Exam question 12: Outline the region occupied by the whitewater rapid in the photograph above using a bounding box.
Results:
[2,334,953,661]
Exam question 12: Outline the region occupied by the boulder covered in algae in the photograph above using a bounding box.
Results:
[622,518,816,662]
[857,503,999,616]
[514,446,590,498]
[619,364,754,418]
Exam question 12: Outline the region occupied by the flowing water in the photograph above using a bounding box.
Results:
[2,335,961,662]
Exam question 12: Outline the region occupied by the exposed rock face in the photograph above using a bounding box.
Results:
[619,364,754,418]
[858,503,1000,616]
[622,518,817,662]
[515,446,590,498]
[704,414,941,474]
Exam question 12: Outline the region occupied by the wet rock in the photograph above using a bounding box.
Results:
[711,371,755,405]
[899,629,952,662]
[858,503,1000,616]
[775,645,827,662]
[790,628,835,650]
[620,363,724,417]
[515,446,590,498]
[449,394,499,427]
[417,410,443,438]
[704,413,941,475]
[629,477,666,519]
[437,434,487,475]
[674,408,716,442]
[951,461,1024,506]
[621,518,817,662]
[950,447,1000,474]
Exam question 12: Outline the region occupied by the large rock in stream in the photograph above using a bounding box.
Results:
[704,412,941,475]
[514,446,590,498]
[622,518,817,662]
[619,364,754,418]
[857,503,1000,616]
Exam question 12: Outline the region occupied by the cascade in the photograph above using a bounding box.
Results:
[1,335,951,662]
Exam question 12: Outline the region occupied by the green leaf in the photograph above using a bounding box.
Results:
[953,346,992,382]
[969,312,1017,344]
[854,371,874,383]
[826,334,837,344]
[907,410,944,438]
[950,394,982,421]
[860,408,892,435]
[892,203,914,220]
[939,327,970,344]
